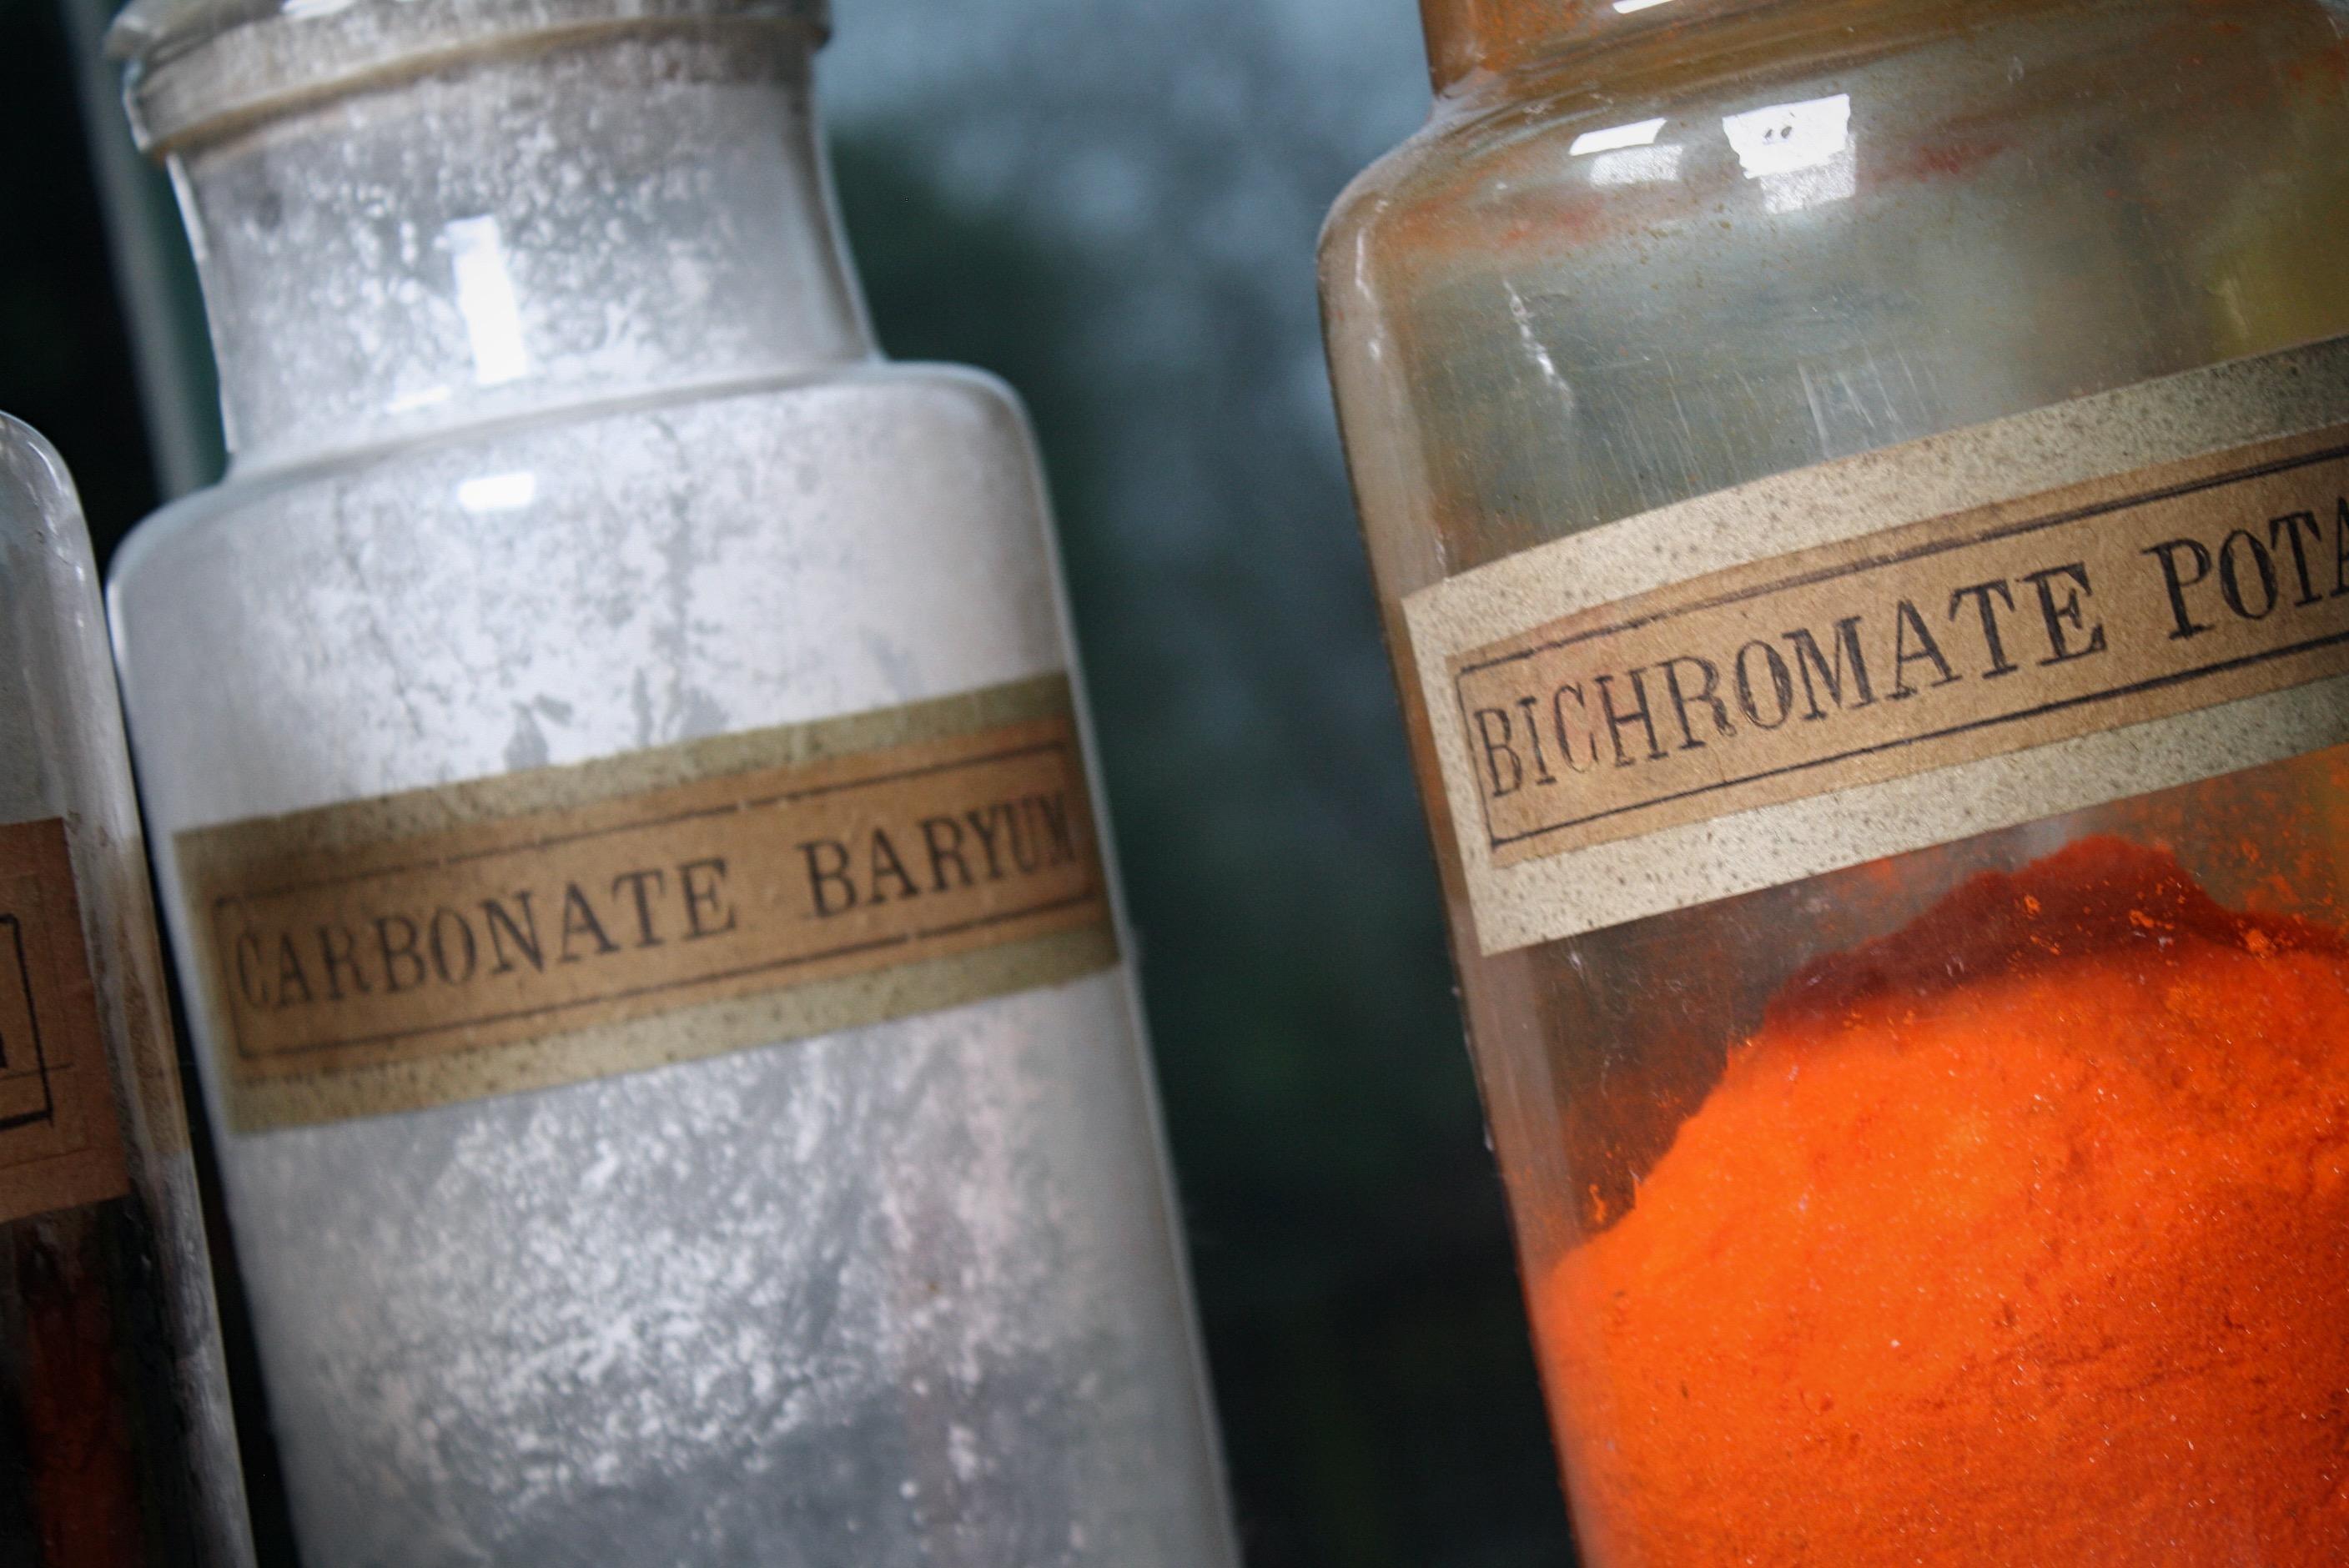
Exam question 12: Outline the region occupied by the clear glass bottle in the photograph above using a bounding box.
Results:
[0,416,253,1567]
[104,2,1236,1562]
[1324,1,2349,1562]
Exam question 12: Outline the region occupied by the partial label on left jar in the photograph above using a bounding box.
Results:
[0,818,131,1224]
[178,674,1119,1131]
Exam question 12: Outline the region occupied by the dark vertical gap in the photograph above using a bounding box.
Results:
[0,0,155,557]
[158,964,304,1568]
[834,133,1577,1567]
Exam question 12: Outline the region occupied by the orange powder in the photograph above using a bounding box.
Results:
[1542,837,2349,1566]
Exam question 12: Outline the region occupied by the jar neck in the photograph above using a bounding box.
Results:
[165,23,873,470]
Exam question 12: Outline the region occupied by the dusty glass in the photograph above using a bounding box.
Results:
[0,416,252,1567]
[105,2,1237,1562]
[1323,1,2349,1561]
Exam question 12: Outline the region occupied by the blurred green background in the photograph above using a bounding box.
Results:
[0,0,1577,1560]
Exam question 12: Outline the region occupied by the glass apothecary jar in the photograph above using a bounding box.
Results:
[0,418,253,1567]
[105,1,1237,1561]
[1322,1,2349,1561]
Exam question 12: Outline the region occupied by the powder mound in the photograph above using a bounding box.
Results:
[1543,837,2349,1568]
[1768,836,2344,1028]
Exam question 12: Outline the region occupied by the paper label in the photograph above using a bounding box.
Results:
[0,818,131,1224]
[179,675,1119,1130]
[1407,339,2349,954]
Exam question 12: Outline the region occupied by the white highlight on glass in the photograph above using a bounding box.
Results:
[445,215,531,387]
[1589,146,1685,188]
[1570,118,1668,158]
[455,470,538,514]
[1721,93,1856,214]
[385,384,453,415]
[1504,284,1572,405]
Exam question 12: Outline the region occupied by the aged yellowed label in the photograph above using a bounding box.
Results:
[1408,339,2349,954]
[0,818,131,1224]
[179,676,1119,1130]
[1461,425,2349,861]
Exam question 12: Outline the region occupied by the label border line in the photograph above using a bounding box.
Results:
[0,914,58,1143]
[208,739,1073,904]
[1450,440,2349,855]
[224,885,1109,1066]
[1452,440,2349,680]
[1482,631,2349,852]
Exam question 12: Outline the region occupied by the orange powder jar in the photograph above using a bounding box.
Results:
[1547,837,2349,1564]
[1319,0,2349,1558]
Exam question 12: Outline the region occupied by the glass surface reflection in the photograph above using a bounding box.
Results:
[444,214,531,388]
[1722,93,1854,213]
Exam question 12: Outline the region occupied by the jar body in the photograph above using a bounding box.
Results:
[1323,0,2349,1561]
[113,368,1237,1565]
[108,17,1233,1562]
[0,419,253,1568]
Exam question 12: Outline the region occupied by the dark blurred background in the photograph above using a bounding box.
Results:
[0,0,1577,1560]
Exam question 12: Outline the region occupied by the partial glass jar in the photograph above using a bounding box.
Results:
[0,417,253,1567]
[106,2,1236,1563]
[1324,1,2349,1562]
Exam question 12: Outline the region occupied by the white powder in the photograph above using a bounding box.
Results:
[112,20,1234,1564]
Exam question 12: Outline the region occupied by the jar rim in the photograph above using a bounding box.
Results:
[109,0,829,153]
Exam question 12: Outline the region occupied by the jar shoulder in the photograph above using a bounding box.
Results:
[1321,0,2349,576]
[0,414,81,551]
[1324,0,2349,319]
[0,418,128,819]
[111,361,1043,599]
[105,362,1074,822]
